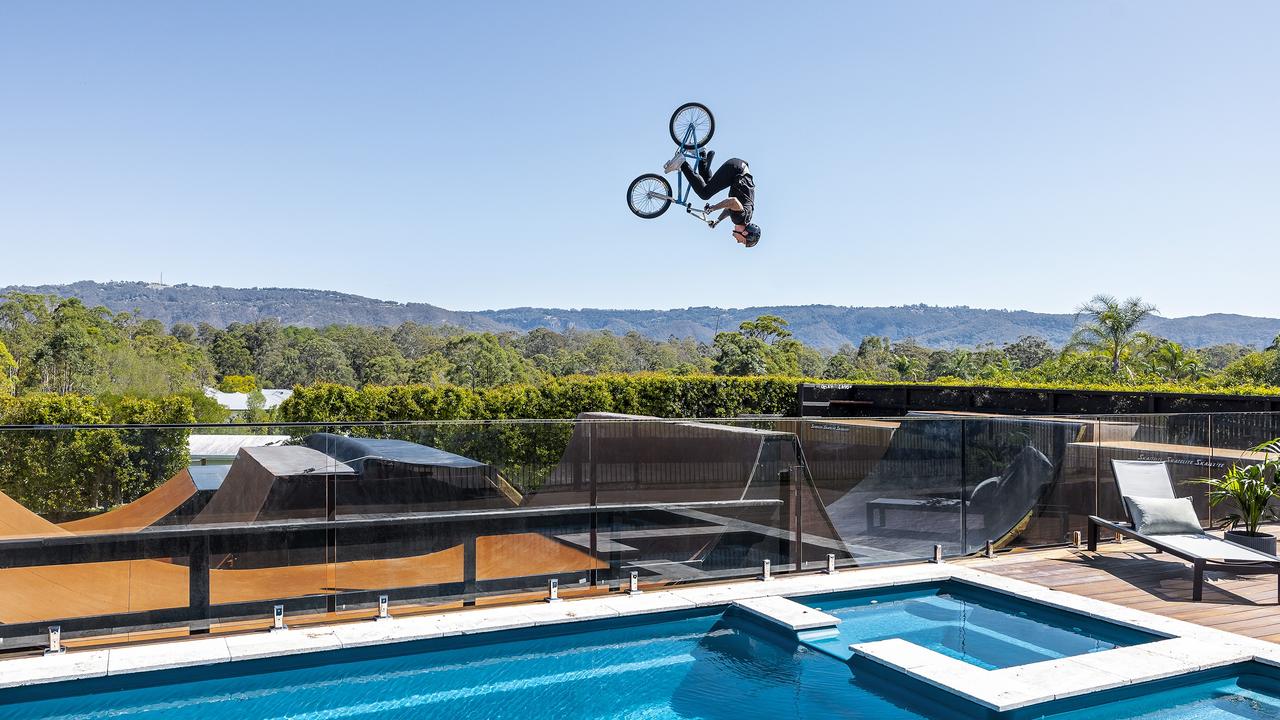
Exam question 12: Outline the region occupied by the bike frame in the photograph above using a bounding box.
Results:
[672,122,701,210]
[645,123,713,224]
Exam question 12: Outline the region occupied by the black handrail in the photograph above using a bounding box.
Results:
[0,498,784,649]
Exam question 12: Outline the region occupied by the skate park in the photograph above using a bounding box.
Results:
[0,410,1138,649]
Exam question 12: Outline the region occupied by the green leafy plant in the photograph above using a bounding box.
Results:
[1201,437,1280,534]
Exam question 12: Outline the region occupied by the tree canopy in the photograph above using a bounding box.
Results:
[1,291,1277,399]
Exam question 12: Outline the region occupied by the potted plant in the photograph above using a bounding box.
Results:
[1202,438,1280,555]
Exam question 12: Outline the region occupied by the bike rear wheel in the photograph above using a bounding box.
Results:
[627,174,672,219]
[669,102,714,148]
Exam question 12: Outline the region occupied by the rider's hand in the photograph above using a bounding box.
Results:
[704,203,711,213]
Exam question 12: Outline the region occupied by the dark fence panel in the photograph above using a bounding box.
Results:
[800,383,1280,418]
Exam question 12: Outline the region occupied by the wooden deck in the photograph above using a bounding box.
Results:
[962,528,1280,642]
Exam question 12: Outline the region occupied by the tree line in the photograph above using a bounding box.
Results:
[2,291,1279,402]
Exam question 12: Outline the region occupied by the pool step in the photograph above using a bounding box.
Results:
[732,596,841,632]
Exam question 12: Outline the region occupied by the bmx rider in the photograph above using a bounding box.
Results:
[664,149,762,247]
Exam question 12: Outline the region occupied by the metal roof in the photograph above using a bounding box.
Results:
[202,387,294,411]
[188,434,290,459]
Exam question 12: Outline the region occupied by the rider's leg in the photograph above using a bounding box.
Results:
[680,161,736,201]
[697,150,715,182]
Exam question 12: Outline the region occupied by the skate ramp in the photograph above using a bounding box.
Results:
[526,413,843,580]
[60,466,228,534]
[193,446,355,525]
[0,491,70,539]
[303,433,521,512]
[822,414,1085,560]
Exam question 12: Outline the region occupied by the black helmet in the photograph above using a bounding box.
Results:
[743,223,761,247]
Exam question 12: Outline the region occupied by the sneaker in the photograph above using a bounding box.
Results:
[663,149,685,174]
[697,149,715,176]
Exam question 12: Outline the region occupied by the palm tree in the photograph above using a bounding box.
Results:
[1146,341,1203,382]
[937,349,978,380]
[892,353,924,381]
[1065,295,1158,376]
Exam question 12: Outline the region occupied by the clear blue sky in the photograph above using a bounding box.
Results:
[1,2,1276,317]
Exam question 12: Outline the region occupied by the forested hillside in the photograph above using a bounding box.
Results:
[2,290,1278,403]
[8,281,1280,349]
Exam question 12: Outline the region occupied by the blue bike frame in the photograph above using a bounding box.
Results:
[636,121,714,224]
[672,123,703,216]
[670,121,721,221]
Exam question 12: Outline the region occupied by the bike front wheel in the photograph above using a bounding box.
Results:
[627,173,673,219]
[669,102,714,148]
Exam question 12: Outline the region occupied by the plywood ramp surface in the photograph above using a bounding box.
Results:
[0,491,70,539]
[60,470,197,534]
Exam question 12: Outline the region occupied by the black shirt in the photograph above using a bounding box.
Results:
[725,158,754,225]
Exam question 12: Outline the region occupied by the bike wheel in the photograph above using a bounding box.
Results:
[627,173,672,219]
[669,102,715,148]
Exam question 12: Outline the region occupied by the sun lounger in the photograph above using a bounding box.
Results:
[1087,459,1280,602]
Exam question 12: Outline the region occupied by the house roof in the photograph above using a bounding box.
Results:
[188,434,290,459]
[202,387,294,411]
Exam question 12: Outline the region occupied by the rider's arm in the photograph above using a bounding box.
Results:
[706,198,744,213]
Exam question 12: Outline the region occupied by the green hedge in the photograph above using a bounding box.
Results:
[278,374,799,422]
[0,393,195,515]
[277,373,1280,423]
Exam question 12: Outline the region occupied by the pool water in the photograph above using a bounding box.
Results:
[1015,668,1280,720]
[0,594,1274,720]
[0,611,969,720]
[796,581,1158,669]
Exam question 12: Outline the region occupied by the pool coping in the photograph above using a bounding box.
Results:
[2,562,1279,714]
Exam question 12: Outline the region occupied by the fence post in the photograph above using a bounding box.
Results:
[791,465,805,571]
[462,534,477,606]
[959,419,969,554]
[188,534,210,633]
[588,421,600,588]
[778,469,793,570]
[45,625,63,655]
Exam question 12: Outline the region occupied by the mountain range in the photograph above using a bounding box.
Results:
[5,281,1279,350]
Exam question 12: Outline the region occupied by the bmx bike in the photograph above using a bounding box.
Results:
[626,102,718,224]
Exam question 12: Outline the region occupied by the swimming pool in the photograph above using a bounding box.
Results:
[0,572,1275,719]
[793,581,1159,668]
[1009,666,1280,720]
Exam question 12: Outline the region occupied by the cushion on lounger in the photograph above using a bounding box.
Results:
[1123,495,1203,535]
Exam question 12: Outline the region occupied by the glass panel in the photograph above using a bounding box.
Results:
[963,414,1096,552]
[591,417,790,590]
[799,416,965,566]
[1207,412,1280,528]
[0,412,1276,648]
[329,420,599,614]
[194,423,337,631]
[1095,414,1213,526]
